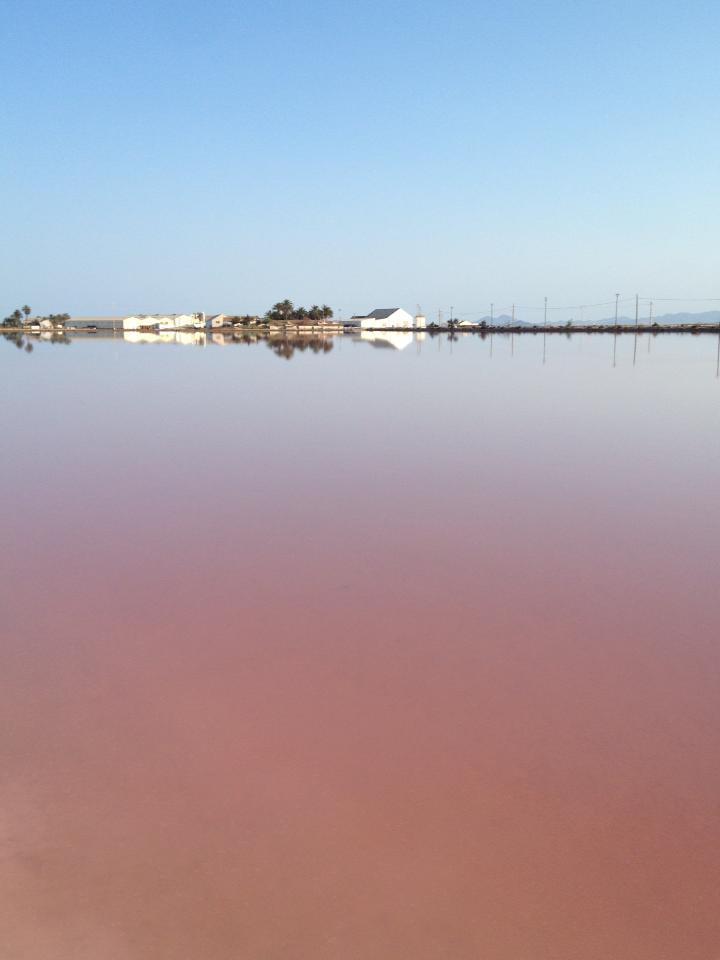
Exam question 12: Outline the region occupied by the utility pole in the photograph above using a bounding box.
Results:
[635,293,639,329]
[544,296,548,328]
[512,304,516,324]
[450,305,454,323]
[490,303,494,324]
[615,293,620,326]
[649,300,654,324]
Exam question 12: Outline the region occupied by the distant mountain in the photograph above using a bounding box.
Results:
[586,310,720,326]
[473,310,720,327]
[478,314,535,326]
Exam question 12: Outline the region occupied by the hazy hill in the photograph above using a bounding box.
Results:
[586,310,720,326]
[473,310,720,327]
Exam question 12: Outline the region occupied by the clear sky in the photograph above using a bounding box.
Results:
[2,0,719,320]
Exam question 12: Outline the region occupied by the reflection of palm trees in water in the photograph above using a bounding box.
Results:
[267,336,334,360]
[2,331,33,352]
[2,330,70,352]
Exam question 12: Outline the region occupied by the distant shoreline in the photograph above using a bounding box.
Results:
[4,323,720,337]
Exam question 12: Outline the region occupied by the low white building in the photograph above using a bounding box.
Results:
[122,313,203,331]
[124,315,160,331]
[172,314,200,329]
[348,307,415,329]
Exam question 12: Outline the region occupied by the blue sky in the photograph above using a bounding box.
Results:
[2,0,719,320]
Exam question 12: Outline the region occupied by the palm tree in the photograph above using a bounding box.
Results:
[22,305,31,324]
[321,305,334,321]
[265,300,295,324]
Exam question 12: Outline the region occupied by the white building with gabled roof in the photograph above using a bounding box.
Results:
[206,314,227,329]
[347,307,415,329]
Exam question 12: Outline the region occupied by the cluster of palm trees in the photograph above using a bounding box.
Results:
[2,305,70,328]
[264,300,334,325]
[2,305,32,327]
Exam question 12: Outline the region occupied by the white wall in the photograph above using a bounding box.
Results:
[359,308,414,329]
[123,316,151,330]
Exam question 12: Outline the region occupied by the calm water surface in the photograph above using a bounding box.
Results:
[2,331,719,958]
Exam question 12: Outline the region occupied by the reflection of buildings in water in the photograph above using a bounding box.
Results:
[175,331,206,346]
[123,331,162,344]
[212,333,230,346]
[356,330,414,351]
[123,331,206,346]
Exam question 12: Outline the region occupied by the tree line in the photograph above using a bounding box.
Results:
[2,305,70,328]
[263,301,334,325]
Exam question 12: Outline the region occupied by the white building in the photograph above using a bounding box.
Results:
[173,314,200,329]
[123,315,160,331]
[122,313,203,331]
[348,307,415,329]
[206,314,227,329]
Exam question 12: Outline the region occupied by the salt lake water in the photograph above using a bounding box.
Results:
[2,330,719,958]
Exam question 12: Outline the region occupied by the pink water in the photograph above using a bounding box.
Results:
[2,332,719,958]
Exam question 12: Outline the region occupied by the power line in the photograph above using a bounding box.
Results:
[448,296,720,319]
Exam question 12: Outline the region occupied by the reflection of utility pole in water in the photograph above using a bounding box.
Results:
[613,292,620,368]
[633,293,639,366]
[716,329,720,378]
[543,296,548,365]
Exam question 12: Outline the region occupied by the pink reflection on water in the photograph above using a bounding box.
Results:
[1,334,720,958]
